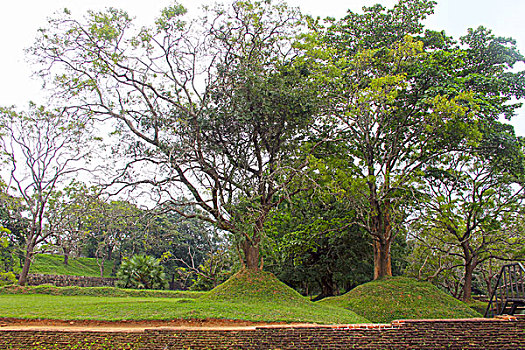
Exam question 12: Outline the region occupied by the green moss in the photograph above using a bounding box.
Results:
[318,276,481,323]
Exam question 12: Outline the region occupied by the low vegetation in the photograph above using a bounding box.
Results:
[12,254,115,278]
[0,285,203,299]
[0,269,369,324]
[318,277,481,323]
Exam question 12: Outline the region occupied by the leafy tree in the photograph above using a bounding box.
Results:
[116,254,167,290]
[305,0,525,279]
[46,180,99,265]
[32,1,320,270]
[86,199,147,277]
[187,248,234,291]
[150,210,233,290]
[0,105,95,285]
[407,123,525,301]
[265,186,374,299]
[0,178,29,269]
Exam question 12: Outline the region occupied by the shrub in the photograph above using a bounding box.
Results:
[116,255,167,290]
[0,271,16,287]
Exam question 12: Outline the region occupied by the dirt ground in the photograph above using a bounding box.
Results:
[0,318,315,332]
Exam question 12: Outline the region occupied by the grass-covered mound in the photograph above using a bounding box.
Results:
[0,285,204,299]
[13,254,115,278]
[318,276,481,323]
[199,268,370,324]
[201,268,305,303]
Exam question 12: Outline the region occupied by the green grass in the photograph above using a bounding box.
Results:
[318,276,481,323]
[13,254,115,278]
[0,285,204,299]
[467,299,488,315]
[0,269,368,324]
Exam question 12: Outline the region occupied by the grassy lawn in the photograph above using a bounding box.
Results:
[13,254,115,278]
[0,285,204,299]
[0,294,367,324]
[0,270,368,324]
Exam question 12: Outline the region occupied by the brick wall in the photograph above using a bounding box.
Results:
[18,273,117,287]
[0,317,524,350]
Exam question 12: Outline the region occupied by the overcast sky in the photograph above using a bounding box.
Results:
[1,0,524,134]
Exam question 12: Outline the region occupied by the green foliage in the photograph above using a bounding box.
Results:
[0,228,14,271]
[406,122,525,300]
[189,249,234,291]
[265,190,374,298]
[297,0,525,280]
[117,255,167,290]
[12,253,115,278]
[0,271,16,287]
[319,277,481,323]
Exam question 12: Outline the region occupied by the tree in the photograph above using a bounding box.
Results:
[0,178,29,269]
[264,170,374,298]
[306,0,525,279]
[86,199,146,277]
[407,123,525,301]
[46,180,98,265]
[0,105,94,285]
[32,1,320,270]
[148,209,233,290]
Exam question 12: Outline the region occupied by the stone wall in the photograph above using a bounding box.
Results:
[18,273,117,287]
[0,317,523,350]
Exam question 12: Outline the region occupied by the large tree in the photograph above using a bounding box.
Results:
[408,122,525,301]
[306,0,525,279]
[0,105,94,285]
[32,1,319,270]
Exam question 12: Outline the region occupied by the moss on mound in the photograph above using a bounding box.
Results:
[318,276,481,323]
[201,269,307,304]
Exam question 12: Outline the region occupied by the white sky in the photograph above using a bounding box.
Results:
[1,0,525,134]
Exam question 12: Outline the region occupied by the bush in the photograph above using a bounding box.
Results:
[0,271,16,287]
[0,232,16,286]
[116,255,167,290]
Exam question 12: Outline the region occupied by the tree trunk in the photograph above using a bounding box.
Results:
[63,248,70,266]
[462,262,476,302]
[18,240,35,286]
[317,274,336,300]
[368,186,393,280]
[98,256,106,278]
[373,237,392,279]
[242,240,261,270]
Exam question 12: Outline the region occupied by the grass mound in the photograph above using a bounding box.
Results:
[201,269,305,303]
[198,269,370,324]
[0,285,204,299]
[13,254,115,278]
[318,276,481,323]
